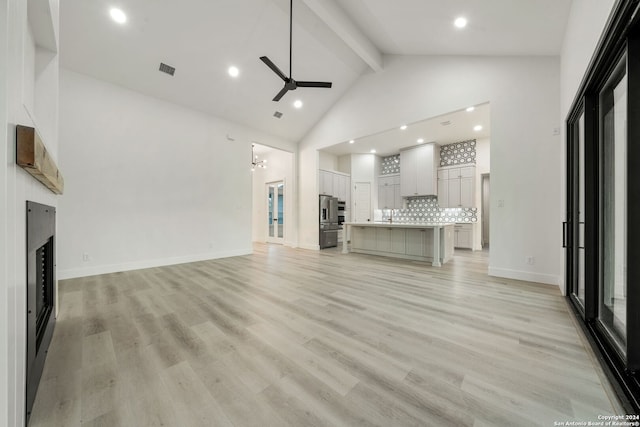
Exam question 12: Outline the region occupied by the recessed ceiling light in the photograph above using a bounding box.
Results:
[228,66,239,78]
[110,8,127,24]
[370,149,376,154]
[400,125,407,130]
[466,106,475,112]
[474,125,483,131]
[349,139,355,144]
[454,17,467,29]
[417,138,424,143]
[293,100,303,109]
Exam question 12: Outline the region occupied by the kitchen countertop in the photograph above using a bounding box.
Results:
[344,221,455,228]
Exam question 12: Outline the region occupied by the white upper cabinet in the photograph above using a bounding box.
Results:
[320,170,333,195]
[319,169,351,203]
[378,174,401,209]
[400,143,439,197]
[437,166,475,208]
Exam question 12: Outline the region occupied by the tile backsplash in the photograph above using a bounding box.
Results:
[381,154,400,175]
[439,139,476,166]
[385,196,477,223]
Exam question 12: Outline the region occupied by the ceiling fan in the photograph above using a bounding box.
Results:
[260,0,332,102]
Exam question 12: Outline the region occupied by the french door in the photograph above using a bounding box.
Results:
[565,1,640,411]
[266,181,284,244]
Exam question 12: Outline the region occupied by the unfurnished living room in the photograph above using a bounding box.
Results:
[2,0,640,426]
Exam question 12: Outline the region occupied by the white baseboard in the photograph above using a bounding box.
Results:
[488,266,560,287]
[58,248,253,280]
[298,243,320,251]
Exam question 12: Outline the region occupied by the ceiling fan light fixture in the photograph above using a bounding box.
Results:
[293,100,303,109]
[259,0,332,102]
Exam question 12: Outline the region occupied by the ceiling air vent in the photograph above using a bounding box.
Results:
[273,111,283,118]
[440,120,452,126]
[159,62,176,76]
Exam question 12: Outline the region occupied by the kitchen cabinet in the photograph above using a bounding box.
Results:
[319,169,351,203]
[320,170,333,196]
[378,174,402,209]
[405,228,426,256]
[375,227,406,254]
[437,166,475,208]
[351,226,376,251]
[454,223,474,249]
[400,143,439,197]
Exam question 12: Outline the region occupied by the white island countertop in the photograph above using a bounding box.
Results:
[343,221,455,228]
[342,222,454,266]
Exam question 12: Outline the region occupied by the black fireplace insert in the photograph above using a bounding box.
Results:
[26,201,56,422]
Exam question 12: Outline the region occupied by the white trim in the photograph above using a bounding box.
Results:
[58,248,252,280]
[298,244,321,251]
[488,266,560,287]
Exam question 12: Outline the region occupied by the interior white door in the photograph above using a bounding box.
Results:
[354,182,371,223]
[266,181,284,244]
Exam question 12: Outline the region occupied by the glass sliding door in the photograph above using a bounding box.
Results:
[598,55,628,356]
[564,1,640,410]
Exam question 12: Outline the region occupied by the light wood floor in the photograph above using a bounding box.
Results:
[30,244,622,426]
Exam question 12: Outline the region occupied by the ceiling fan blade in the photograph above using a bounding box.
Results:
[260,56,288,82]
[296,81,332,88]
[272,86,290,102]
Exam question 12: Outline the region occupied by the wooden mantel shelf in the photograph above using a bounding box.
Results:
[16,125,64,194]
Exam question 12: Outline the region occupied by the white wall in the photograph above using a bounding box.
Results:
[558,0,617,293]
[299,55,562,286]
[318,151,338,171]
[57,69,293,279]
[251,147,296,246]
[337,155,351,174]
[1,0,60,425]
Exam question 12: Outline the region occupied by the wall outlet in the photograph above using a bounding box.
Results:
[526,256,535,265]
[82,253,90,262]
[498,199,505,207]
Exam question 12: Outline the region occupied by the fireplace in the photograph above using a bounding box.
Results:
[25,201,56,422]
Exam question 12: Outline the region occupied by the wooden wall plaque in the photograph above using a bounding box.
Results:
[16,125,64,194]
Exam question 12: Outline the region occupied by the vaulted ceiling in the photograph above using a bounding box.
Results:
[60,0,572,143]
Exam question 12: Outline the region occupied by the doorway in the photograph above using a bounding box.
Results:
[481,174,490,247]
[353,182,371,223]
[266,181,284,244]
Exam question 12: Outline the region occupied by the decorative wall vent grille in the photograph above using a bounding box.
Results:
[159,63,176,76]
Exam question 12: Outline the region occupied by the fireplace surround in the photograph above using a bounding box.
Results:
[25,201,56,422]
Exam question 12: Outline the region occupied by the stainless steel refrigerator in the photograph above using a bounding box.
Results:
[319,195,340,249]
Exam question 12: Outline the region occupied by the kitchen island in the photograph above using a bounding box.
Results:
[342,222,454,266]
